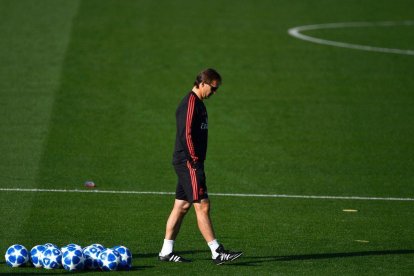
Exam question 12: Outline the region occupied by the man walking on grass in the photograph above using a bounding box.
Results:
[158,68,243,265]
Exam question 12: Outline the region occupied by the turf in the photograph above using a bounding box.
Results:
[1,0,413,274]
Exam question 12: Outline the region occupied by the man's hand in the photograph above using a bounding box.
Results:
[190,160,201,170]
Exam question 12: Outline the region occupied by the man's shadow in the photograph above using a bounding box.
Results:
[136,249,210,259]
[230,249,414,266]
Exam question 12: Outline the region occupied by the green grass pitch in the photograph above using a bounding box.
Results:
[1,0,413,274]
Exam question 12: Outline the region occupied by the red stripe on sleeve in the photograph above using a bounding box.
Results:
[185,94,198,162]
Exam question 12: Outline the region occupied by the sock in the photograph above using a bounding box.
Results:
[160,239,174,256]
[208,239,220,259]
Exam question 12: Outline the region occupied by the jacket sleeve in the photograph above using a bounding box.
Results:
[177,94,199,165]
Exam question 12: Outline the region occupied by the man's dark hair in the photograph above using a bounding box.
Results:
[194,68,222,88]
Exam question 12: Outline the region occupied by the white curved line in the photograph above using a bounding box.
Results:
[288,21,414,55]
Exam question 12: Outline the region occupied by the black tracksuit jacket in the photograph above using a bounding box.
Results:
[172,91,208,166]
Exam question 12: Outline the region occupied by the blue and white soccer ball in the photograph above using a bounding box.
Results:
[98,248,121,271]
[83,245,101,270]
[42,248,62,269]
[62,248,85,271]
[91,243,105,251]
[5,244,29,267]
[44,243,59,250]
[30,245,47,268]
[113,245,132,270]
[61,244,82,255]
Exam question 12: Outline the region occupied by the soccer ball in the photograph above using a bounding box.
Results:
[113,245,132,270]
[61,244,82,255]
[98,248,121,271]
[91,243,105,251]
[5,244,29,267]
[62,248,85,271]
[30,245,47,268]
[44,243,59,249]
[42,248,62,269]
[83,245,101,270]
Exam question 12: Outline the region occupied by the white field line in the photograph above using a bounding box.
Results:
[0,187,413,201]
[288,20,414,56]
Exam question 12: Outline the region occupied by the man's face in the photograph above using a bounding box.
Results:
[202,80,219,99]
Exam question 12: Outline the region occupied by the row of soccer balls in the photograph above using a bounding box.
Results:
[5,243,132,271]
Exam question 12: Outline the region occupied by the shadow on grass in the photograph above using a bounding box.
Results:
[0,265,153,275]
[1,253,155,274]
[230,249,414,266]
[0,250,210,274]
[135,249,210,259]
